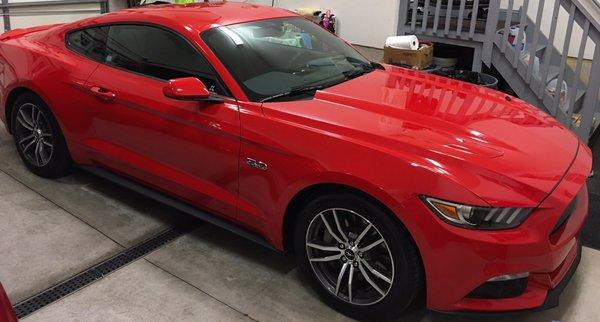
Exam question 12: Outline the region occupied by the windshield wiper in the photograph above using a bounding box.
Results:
[342,68,370,80]
[260,82,339,103]
[260,64,375,103]
[370,61,384,70]
[342,60,376,80]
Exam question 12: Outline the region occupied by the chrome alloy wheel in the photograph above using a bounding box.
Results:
[305,208,394,305]
[14,103,54,167]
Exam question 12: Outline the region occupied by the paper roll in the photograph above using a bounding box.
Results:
[385,35,419,50]
[297,8,318,17]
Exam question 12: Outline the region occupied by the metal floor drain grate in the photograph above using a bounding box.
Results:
[12,226,194,319]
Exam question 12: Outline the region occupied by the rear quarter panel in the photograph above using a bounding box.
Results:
[0,25,100,162]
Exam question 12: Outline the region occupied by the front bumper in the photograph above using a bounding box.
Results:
[402,143,591,313]
[438,241,582,316]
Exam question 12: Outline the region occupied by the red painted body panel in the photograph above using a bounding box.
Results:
[85,64,240,220]
[0,2,592,313]
[0,282,16,322]
[163,77,212,100]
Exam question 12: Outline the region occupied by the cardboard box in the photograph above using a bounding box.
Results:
[383,43,433,70]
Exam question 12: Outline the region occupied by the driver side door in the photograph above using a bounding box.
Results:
[84,24,240,220]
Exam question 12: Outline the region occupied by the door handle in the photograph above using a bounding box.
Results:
[89,86,116,101]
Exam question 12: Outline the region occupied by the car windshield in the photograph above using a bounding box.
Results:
[201,17,374,102]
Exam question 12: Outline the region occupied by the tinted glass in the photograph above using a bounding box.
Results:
[202,17,372,102]
[66,27,109,62]
[105,24,226,95]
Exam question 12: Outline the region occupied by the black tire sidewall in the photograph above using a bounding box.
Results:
[294,192,423,320]
[11,93,71,178]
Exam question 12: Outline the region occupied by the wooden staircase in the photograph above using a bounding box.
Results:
[397,0,600,143]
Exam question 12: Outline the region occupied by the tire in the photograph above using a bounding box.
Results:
[294,192,424,321]
[11,92,72,178]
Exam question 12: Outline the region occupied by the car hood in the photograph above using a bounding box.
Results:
[290,66,579,207]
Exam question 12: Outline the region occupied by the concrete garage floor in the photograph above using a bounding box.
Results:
[0,50,599,321]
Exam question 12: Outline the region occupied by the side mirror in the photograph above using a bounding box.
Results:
[163,77,222,102]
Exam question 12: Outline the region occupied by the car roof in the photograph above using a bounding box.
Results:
[82,2,297,33]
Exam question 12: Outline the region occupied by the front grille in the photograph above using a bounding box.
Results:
[549,196,578,237]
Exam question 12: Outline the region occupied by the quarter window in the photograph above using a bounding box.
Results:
[66,27,109,62]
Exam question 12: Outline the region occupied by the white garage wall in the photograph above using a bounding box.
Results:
[0,0,111,33]
[9,3,102,30]
[244,0,273,5]
[246,0,399,48]
[109,0,128,11]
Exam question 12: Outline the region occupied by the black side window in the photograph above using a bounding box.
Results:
[104,25,226,95]
[66,27,109,62]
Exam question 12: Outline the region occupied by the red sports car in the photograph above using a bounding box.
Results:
[0,3,591,320]
[0,282,16,322]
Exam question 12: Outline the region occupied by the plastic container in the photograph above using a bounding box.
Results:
[497,27,527,54]
[433,70,499,89]
[433,56,458,69]
[545,79,569,113]
[421,64,442,74]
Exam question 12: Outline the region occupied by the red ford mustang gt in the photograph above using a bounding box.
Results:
[0,3,592,320]
[0,282,16,322]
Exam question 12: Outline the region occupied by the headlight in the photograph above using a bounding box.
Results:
[422,197,533,230]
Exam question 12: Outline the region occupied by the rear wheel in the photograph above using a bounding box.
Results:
[294,192,424,320]
[11,93,72,178]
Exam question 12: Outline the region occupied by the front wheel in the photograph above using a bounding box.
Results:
[294,193,424,320]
